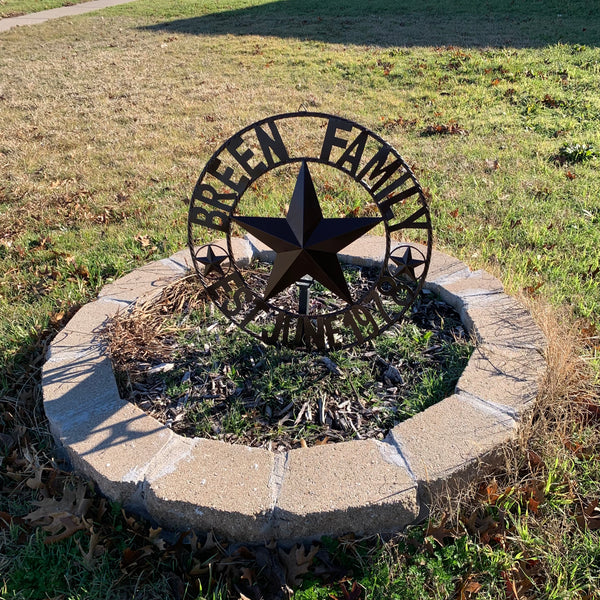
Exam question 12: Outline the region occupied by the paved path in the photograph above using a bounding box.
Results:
[0,0,136,33]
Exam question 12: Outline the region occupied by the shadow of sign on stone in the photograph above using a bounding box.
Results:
[42,113,547,542]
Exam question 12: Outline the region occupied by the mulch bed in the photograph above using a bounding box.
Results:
[105,270,473,451]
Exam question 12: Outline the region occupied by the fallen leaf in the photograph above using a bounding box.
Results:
[459,575,483,599]
[576,499,600,531]
[73,263,90,280]
[426,513,458,546]
[336,581,364,600]
[0,510,25,530]
[278,544,319,587]
[120,545,153,569]
[240,566,255,586]
[78,527,103,570]
[24,482,91,523]
[523,281,543,296]
[44,514,87,544]
[135,234,152,248]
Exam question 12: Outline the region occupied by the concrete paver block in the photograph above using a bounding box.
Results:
[98,260,182,303]
[46,298,127,363]
[426,269,504,313]
[43,351,171,505]
[426,248,470,284]
[456,344,546,416]
[163,248,193,273]
[389,393,518,498]
[339,235,386,267]
[246,233,276,263]
[461,294,547,351]
[273,440,419,540]
[145,438,274,542]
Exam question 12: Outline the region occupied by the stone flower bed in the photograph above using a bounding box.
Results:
[42,236,546,542]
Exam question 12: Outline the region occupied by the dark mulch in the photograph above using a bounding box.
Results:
[106,271,473,451]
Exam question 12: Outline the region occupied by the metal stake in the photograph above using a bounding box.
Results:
[297,275,313,315]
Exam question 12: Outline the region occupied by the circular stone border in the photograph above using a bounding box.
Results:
[42,236,547,542]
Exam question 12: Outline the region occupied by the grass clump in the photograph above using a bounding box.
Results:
[556,142,598,164]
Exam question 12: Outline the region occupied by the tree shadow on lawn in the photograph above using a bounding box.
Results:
[140,0,599,48]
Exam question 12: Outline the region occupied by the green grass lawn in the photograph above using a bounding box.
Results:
[0,0,599,598]
[0,0,93,19]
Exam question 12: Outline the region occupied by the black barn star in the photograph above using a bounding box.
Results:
[390,246,425,282]
[233,161,381,304]
[196,245,228,277]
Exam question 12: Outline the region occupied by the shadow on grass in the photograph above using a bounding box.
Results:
[140,0,599,48]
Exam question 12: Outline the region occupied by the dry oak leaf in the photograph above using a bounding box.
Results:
[459,575,483,600]
[576,499,600,531]
[43,514,88,544]
[426,513,458,546]
[24,483,91,522]
[78,527,104,570]
[278,544,319,587]
[120,546,154,570]
[335,581,364,600]
[23,482,92,544]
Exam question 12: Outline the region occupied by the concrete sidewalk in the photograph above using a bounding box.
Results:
[0,0,136,33]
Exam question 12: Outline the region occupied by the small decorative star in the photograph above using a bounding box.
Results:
[390,246,425,283]
[233,161,381,304]
[196,245,228,277]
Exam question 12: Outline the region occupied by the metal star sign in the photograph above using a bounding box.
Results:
[233,161,381,304]
[188,112,433,350]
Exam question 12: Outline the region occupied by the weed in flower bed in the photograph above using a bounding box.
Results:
[106,273,473,450]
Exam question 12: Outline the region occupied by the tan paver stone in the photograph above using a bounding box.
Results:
[164,248,192,273]
[246,233,276,262]
[98,260,181,303]
[389,393,518,497]
[43,352,171,505]
[46,298,126,363]
[339,235,386,267]
[145,438,274,542]
[43,351,124,435]
[426,248,470,284]
[427,270,504,313]
[456,345,546,416]
[461,294,546,351]
[273,440,419,540]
